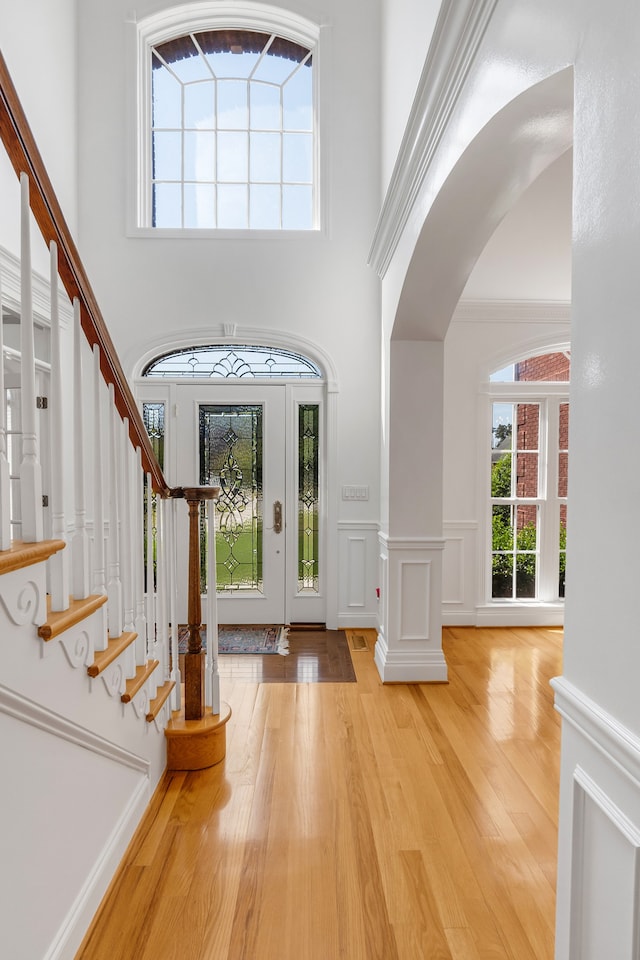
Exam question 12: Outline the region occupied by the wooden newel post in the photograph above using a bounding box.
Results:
[180,486,219,721]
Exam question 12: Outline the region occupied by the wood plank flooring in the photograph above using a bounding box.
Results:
[75,626,562,960]
[217,628,357,682]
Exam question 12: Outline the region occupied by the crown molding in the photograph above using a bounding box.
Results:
[453,298,571,323]
[369,0,499,279]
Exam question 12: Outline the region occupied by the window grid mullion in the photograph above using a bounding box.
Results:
[148,28,314,231]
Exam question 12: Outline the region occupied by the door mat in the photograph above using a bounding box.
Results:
[178,625,289,655]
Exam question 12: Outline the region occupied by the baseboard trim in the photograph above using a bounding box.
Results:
[44,776,150,960]
[337,613,379,629]
[374,634,448,683]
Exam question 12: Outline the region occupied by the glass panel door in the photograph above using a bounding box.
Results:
[199,404,264,595]
[138,379,325,625]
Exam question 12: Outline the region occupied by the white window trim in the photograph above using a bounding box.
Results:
[480,378,569,609]
[127,1,324,237]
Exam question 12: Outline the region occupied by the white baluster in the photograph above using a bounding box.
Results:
[0,264,11,550]
[48,242,69,610]
[120,418,135,636]
[134,447,147,665]
[19,173,43,543]
[92,346,107,648]
[156,494,168,679]
[168,496,181,710]
[145,472,155,655]
[206,497,220,714]
[106,385,123,638]
[71,298,91,599]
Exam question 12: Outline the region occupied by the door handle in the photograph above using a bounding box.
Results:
[273,500,283,534]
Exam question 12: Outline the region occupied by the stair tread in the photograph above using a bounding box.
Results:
[88,631,137,678]
[121,660,160,703]
[0,538,65,576]
[146,680,175,723]
[38,594,107,641]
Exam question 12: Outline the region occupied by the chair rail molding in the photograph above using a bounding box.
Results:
[552,676,640,788]
[0,681,149,773]
[368,0,499,278]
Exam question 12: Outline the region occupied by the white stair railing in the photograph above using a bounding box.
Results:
[0,265,11,551]
[0,50,221,725]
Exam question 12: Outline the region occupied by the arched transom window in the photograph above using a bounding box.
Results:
[148,27,315,230]
[143,344,322,378]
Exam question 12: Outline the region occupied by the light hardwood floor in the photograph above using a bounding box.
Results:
[76,626,562,960]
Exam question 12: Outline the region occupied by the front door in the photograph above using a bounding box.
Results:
[198,388,286,623]
[141,380,325,626]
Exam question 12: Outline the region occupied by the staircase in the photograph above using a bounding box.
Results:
[0,52,223,960]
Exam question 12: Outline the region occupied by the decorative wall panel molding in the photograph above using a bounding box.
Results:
[338,523,379,626]
[400,559,431,640]
[569,766,640,959]
[60,629,92,670]
[0,566,45,627]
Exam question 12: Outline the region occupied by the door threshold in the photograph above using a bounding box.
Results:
[288,622,327,631]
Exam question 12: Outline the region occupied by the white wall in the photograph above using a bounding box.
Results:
[462,148,573,301]
[378,0,640,953]
[379,0,441,192]
[443,307,570,623]
[0,0,78,268]
[75,0,384,625]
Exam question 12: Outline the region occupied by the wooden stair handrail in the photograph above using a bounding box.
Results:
[0,49,168,496]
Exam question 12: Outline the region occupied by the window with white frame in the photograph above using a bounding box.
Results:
[136,8,318,232]
[489,351,569,602]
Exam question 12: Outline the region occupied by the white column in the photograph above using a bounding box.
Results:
[206,497,220,714]
[0,263,11,550]
[376,339,448,682]
[71,299,91,599]
[18,173,43,543]
[48,242,70,610]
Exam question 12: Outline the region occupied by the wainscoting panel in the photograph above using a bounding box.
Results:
[400,559,431,640]
[570,768,640,959]
[442,522,477,625]
[553,677,640,960]
[338,523,379,628]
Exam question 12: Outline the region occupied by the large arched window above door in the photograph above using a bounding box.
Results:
[142,343,322,378]
[134,4,320,232]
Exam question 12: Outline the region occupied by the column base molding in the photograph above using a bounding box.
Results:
[374,632,448,683]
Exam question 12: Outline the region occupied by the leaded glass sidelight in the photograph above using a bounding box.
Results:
[199,404,263,593]
[298,404,319,592]
[142,402,165,469]
[141,403,165,593]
